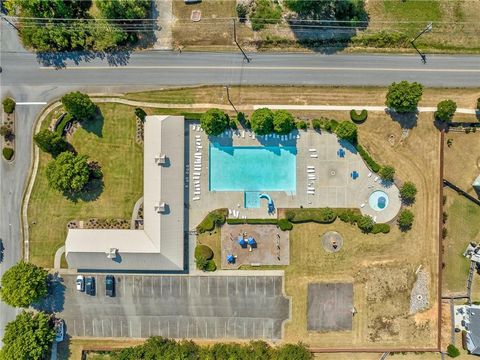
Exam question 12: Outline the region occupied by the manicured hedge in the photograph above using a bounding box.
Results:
[226,218,278,225]
[2,97,15,114]
[278,218,293,231]
[337,209,362,224]
[55,114,73,136]
[2,147,14,160]
[285,208,337,224]
[196,208,227,233]
[350,109,368,123]
[194,245,213,260]
[355,144,381,172]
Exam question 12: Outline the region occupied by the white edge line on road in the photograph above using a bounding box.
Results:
[16,102,47,105]
[38,66,480,73]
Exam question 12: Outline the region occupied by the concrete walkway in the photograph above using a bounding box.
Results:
[130,196,144,229]
[53,245,65,269]
[153,0,173,50]
[92,98,478,114]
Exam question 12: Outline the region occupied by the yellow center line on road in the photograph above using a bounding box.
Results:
[38,65,480,73]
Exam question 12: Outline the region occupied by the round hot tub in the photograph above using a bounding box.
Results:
[368,190,389,212]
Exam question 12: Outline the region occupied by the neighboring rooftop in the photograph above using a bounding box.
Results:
[65,115,185,272]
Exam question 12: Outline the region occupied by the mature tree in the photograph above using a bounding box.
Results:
[357,215,374,233]
[0,311,55,360]
[400,181,417,204]
[398,209,414,231]
[33,129,68,157]
[97,0,150,43]
[435,99,457,122]
[385,81,423,113]
[285,0,366,21]
[61,91,97,120]
[379,165,395,182]
[0,261,48,308]
[250,108,274,135]
[273,110,295,134]
[335,121,358,143]
[200,109,230,136]
[2,97,16,114]
[46,151,90,193]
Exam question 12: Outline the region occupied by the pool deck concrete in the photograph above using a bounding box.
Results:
[187,125,401,232]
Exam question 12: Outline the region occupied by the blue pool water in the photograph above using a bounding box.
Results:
[245,191,261,208]
[368,190,389,212]
[209,144,297,192]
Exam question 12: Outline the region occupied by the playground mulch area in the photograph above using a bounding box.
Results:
[221,224,290,269]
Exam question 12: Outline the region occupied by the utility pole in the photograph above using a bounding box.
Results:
[233,19,251,63]
[0,15,20,31]
[411,22,432,64]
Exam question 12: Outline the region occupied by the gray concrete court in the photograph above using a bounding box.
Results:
[307,283,353,331]
[56,274,289,340]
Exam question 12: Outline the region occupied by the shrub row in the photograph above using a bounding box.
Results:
[350,30,410,48]
[278,218,293,231]
[312,117,339,132]
[196,208,228,233]
[355,144,381,172]
[55,114,73,136]
[285,208,337,224]
[226,218,278,225]
[350,109,368,123]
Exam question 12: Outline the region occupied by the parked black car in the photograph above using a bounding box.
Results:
[105,275,115,297]
[85,276,95,296]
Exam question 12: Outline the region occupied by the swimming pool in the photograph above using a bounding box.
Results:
[209,144,296,192]
[368,190,389,212]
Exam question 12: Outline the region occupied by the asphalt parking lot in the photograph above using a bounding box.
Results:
[55,274,290,340]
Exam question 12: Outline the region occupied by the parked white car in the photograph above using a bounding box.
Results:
[76,275,85,292]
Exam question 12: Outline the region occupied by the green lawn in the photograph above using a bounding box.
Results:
[383,0,442,32]
[442,189,480,294]
[28,103,143,267]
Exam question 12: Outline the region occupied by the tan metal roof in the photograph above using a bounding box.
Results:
[65,115,185,271]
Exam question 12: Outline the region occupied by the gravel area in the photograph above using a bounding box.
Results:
[409,269,430,314]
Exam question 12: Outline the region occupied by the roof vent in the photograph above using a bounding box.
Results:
[155,153,166,165]
[106,248,117,259]
[154,201,166,213]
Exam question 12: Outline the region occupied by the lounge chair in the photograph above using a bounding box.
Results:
[193,176,200,180]
[242,131,245,138]
[374,176,379,182]
[193,172,201,176]
[195,134,201,138]
[373,216,377,222]
[296,134,300,139]
[307,169,315,173]
[310,154,318,158]
[307,166,315,169]
[308,176,316,180]
[360,203,365,208]
[194,180,200,184]
[309,149,316,152]
[367,172,372,178]
[253,133,256,140]
[308,187,315,190]
[194,191,201,195]
[193,196,200,201]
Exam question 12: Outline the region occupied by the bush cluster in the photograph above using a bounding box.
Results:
[196,209,228,233]
[311,117,339,132]
[111,336,312,360]
[34,129,68,157]
[250,0,282,31]
[200,108,230,136]
[379,165,395,182]
[2,97,15,114]
[337,209,390,234]
[355,144,381,172]
[398,209,414,231]
[296,120,308,130]
[2,147,14,160]
[447,344,460,358]
[435,99,457,122]
[335,120,358,143]
[194,245,214,261]
[350,109,368,123]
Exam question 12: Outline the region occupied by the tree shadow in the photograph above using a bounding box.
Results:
[57,334,72,360]
[36,50,132,69]
[386,109,418,130]
[81,110,104,137]
[65,178,104,203]
[32,273,65,313]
